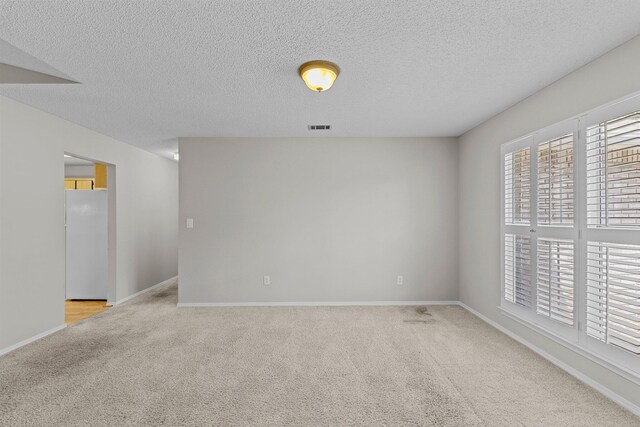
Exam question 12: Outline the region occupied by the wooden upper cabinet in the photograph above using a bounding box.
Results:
[64,163,107,190]
[64,178,95,190]
[94,164,107,189]
[75,179,94,190]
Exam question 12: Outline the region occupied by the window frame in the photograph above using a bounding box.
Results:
[501,120,580,345]
[581,94,640,370]
[500,91,640,383]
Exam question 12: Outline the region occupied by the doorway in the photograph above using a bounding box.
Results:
[63,154,113,324]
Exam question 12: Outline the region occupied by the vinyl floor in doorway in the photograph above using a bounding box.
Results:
[0,283,638,426]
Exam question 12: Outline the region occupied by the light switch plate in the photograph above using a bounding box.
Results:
[186,218,194,229]
[397,275,404,285]
[263,275,271,286]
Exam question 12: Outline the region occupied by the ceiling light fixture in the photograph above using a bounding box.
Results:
[298,60,340,92]
[173,152,180,161]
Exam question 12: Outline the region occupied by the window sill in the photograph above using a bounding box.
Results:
[498,305,640,387]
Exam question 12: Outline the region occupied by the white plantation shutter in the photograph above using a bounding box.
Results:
[502,96,640,376]
[585,107,640,362]
[504,147,531,225]
[586,111,640,228]
[586,242,640,355]
[504,234,532,307]
[538,134,574,226]
[537,239,574,325]
[502,135,575,325]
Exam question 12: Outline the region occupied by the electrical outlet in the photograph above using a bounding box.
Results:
[263,275,271,286]
[397,275,404,285]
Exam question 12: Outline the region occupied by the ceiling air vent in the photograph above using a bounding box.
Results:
[308,124,331,131]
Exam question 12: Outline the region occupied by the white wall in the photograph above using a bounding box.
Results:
[179,137,458,304]
[459,35,640,408]
[64,164,94,178]
[0,96,178,351]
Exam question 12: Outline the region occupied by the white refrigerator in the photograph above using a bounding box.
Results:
[65,190,108,300]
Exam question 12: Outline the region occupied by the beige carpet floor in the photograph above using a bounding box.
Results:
[0,283,638,426]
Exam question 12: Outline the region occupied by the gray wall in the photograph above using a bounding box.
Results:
[64,164,94,178]
[0,96,178,351]
[179,137,458,304]
[458,35,640,408]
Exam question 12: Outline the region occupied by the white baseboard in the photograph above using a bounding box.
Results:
[0,324,67,357]
[456,301,640,417]
[111,275,178,306]
[177,300,459,307]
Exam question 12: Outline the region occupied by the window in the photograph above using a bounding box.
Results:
[586,111,640,228]
[504,147,531,225]
[537,238,574,326]
[538,134,574,226]
[504,234,531,307]
[502,129,576,331]
[501,94,640,380]
[586,242,640,354]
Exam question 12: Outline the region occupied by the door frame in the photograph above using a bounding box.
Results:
[63,153,117,306]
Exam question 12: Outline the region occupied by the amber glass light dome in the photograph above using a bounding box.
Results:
[298,60,340,92]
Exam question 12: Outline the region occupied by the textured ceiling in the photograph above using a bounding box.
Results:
[1,1,640,158]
